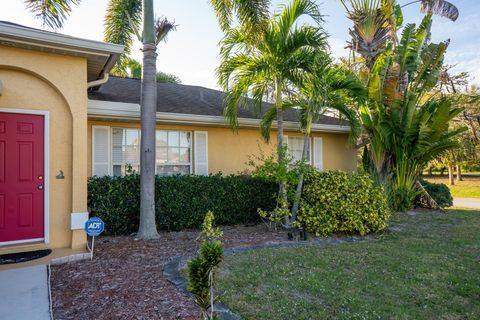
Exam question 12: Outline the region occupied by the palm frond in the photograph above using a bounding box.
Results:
[25,0,81,29]
[209,0,270,34]
[155,17,177,45]
[104,0,142,75]
[420,0,459,22]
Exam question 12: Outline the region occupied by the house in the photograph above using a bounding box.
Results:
[0,21,356,256]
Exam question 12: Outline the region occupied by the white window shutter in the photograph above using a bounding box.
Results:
[92,126,110,176]
[313,137,323,171]
[194,131,208,175]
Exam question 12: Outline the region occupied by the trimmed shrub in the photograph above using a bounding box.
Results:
[416,179,453,208]
[88,174,277,235]
[297,170,390,236]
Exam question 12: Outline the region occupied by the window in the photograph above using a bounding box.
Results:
[156,130,192,175]
[112,128,140,176]
[287,136,310,163]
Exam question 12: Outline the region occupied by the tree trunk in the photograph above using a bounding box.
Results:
[137,0,159,239]
[456,165,462,181]
[291,133,309,224]
[448,164,455,186]
[275,78,288,228]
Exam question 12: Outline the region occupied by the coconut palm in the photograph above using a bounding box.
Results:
[217,0,328,226]
[289,57,366,222]
[26,0,175,239]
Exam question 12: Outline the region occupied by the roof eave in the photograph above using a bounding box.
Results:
[87,99,351,133]
[0,22,124,80]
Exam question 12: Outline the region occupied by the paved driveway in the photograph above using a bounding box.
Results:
[453,198,480,209]
[0,265,50,320]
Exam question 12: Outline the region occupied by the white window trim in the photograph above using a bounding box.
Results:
[313,137,324,171]
[194,131,209,175]
[92,125,112,176]
[0,108,50,246]
[106,127,194,176]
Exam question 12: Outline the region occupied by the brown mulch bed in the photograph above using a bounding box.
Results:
[51,225,288,320]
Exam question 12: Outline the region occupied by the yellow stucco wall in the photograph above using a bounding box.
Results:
[87,119,357,176]
[0,46,88,253]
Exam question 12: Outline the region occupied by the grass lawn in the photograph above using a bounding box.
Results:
[425,175,480,198]
[217,210,480,319]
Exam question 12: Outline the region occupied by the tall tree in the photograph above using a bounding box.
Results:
[360,15,466,210]
[137,0,159,239]
[217,0,327,227]
[26,0,175,239]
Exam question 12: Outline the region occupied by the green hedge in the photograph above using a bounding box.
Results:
[88,174,277,235]
[416,179,453,208]
[297,170,390,236]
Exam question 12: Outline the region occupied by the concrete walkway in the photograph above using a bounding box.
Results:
[0,265,50,320]
[453,198,480,209]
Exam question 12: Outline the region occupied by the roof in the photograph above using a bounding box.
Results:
[0,21,124,81]
[88,76,349,127]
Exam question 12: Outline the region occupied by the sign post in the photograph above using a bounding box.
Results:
[85,217,105,260]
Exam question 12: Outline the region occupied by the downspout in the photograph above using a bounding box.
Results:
[87,72,109,89]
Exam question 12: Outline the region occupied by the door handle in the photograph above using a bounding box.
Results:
[37,185,44,190]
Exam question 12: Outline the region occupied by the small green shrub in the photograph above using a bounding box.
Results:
[188,212,224,320]
[88,174,277,234]
[416,179,453,208]
[297,170,390,236]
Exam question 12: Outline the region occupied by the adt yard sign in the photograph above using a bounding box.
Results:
[85,217,105,260]
[85,217,105,236]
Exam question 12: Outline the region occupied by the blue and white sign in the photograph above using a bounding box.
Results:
[85,217,105,237]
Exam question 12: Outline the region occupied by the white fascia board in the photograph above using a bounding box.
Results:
[0,22,124,55]
[87,99,351,133]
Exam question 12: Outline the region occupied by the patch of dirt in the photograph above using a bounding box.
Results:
[51,225,288,320]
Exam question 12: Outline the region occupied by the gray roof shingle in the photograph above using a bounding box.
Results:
[88,76,348,126]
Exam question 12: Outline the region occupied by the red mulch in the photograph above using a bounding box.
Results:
[51,225,288,320]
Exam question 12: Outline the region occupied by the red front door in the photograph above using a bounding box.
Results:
[0,112,45,243]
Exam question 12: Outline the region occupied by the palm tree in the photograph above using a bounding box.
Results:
[217,0,327,227]
[26,0,175,239]
[340,0,400,70]
[361,15,466,210]
[289,58,365,222]
[341,0,459,72]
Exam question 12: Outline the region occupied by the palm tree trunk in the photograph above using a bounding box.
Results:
[448,163,455,186]
[291,133,309,223]
[456,164,462,181]
[137,0,159,239]
[275,78,288,228]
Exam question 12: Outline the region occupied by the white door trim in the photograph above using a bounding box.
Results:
[0,108,50,246]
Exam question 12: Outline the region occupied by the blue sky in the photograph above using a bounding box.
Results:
[1,0,479,89]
